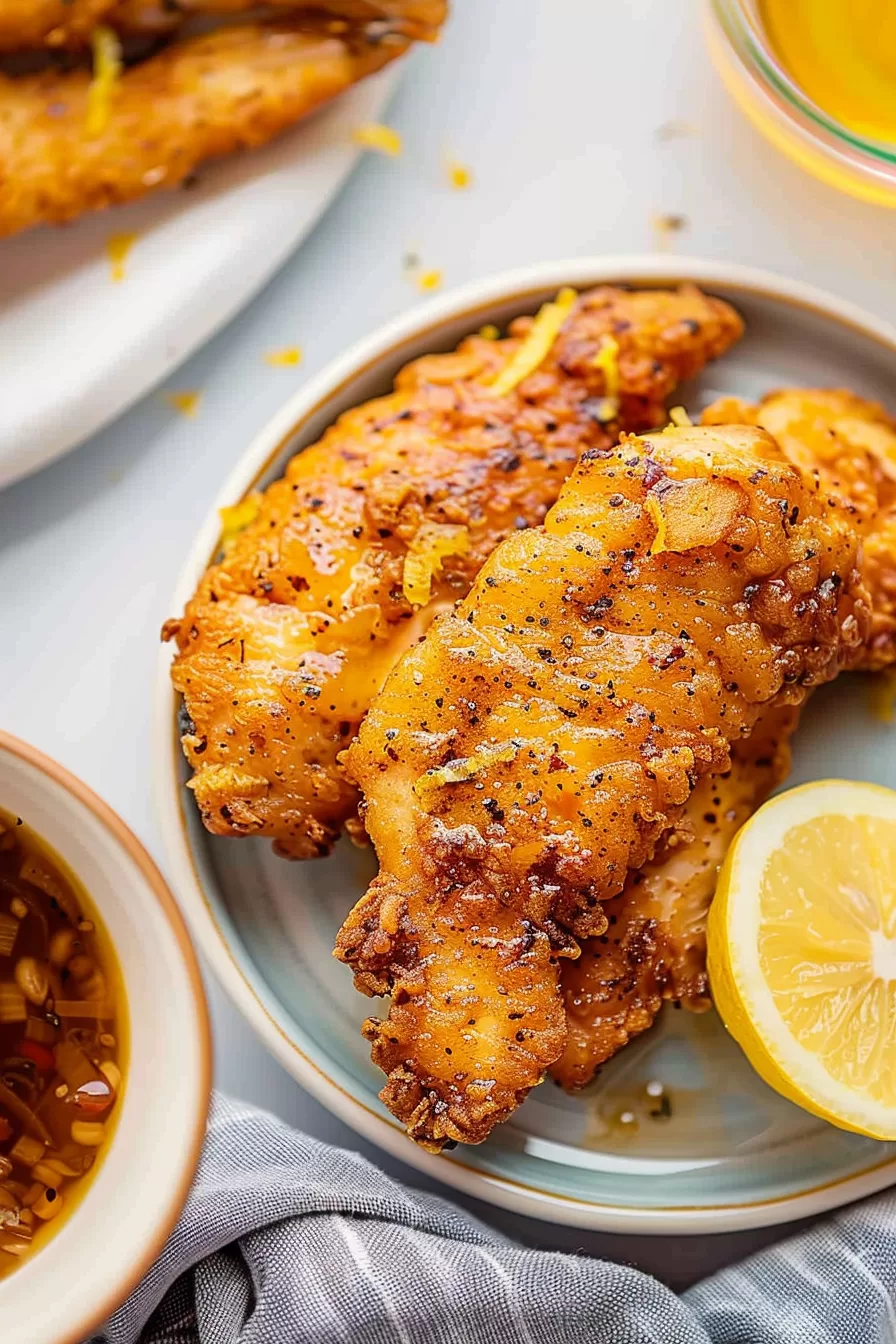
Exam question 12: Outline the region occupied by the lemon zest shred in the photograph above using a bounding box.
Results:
[447,159,472,190]
[592,395,619,423]
[869,670,896,724]
[353,122,403,156]
[165,390,202,419]
[401,522,470,607]
[401,554,433,608]
[416,269,442,293]
[414,741,520,809]
[592,334,620,396]
[669,405,693,427]
[489,287,577,397]
[264,346,303,367]
[645,495,668,555]
[219,496,260,550]
[105,231,137,283]
[85,26,122,137]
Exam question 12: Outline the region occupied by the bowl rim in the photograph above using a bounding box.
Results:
[154,253,896,1234]
[0,729,212,1339]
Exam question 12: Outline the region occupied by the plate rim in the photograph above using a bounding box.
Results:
[154,253,896,1233]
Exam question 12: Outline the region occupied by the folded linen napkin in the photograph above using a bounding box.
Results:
[89,1094,896,1344]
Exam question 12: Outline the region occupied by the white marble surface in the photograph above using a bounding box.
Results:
[1,0,892,1288]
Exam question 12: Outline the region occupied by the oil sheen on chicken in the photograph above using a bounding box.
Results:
[336,421,869,1148]
[166,285,742,857]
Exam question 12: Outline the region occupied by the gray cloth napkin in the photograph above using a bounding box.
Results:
[89,1094,896,1344]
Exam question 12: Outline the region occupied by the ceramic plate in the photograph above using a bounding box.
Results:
[0,67,398,490]
[156,256,896,1233]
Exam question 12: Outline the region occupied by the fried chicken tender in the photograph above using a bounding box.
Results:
[552,703,799,1090]
[554,388,896,1091]
[0,0,115,51]
[0,16,411,238]
[703,389,896,668]
[112,0,446,41]
[167,285,742,858]
[336,423,869,1148]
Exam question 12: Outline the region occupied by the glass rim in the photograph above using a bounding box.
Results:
[710,0,896,168]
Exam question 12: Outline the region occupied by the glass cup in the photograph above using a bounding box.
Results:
[705,0,896,207]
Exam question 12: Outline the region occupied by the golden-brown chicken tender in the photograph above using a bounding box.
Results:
[703,389,896,668]
[166,285,743,858]
[0,16,411,238]
[112,0,446,41]
[337,422,869,1148]
[553,704,799,1091]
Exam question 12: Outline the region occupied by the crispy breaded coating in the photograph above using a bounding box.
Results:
[166,285,743,858]
[552,704,799,1091]
[703,389,896,669]
[313,0,445,33]
[358,885,569,1150]
[0,0,115,51]
[112,0,446,41]
[336,423,869,1148]
[0,16,410,238]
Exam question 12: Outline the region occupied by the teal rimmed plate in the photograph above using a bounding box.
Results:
[155,256,896,1232]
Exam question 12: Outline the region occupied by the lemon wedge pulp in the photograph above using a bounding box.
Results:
[707,779,896,1139]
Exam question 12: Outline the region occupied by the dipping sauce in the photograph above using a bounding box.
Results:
[760,0,896,143]
[0,810,124,1279]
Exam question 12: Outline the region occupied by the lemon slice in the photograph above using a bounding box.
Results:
[707,779,896,1139]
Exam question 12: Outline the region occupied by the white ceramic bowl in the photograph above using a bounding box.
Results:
[0,732,210,1344]
[156,256,896,1233]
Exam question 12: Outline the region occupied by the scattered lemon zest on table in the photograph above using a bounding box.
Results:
[645,495,668,555]
[446,159,472,189]
[668,405,692,427]
[403,255,442,293]
[219,496,260,549]
[416,268,442,292]
[165,390,202,419]
[592,334,620,396]
[105,231,137,283]
[489,287,577,396]
[264,346,303,367]
[651,212,688,252]
[869,670,896,723]
[478,324,500,340]
[85,26,122,137]
[402,522,470,607]
[353,122,403,156]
